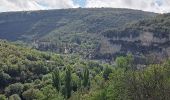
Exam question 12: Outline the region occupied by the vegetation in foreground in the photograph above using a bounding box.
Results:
[0,40,170,100]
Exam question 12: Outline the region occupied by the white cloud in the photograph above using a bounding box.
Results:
[37,0,79,9]
[85,0,170,13]
[0,0,79,12]
[0,0,170,13]
[161,0,170,13]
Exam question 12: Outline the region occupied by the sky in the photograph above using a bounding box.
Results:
[0,0,170,13]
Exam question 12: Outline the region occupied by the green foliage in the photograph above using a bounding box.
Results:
[0,70,11,88]
[23,83,33,92]
[115,54,133,70]
[64,66,72,98]
[125,64,170,100]
[9,94,21,100]
[116,56,129,69]
[0,94,7,100]
[1,40,170,100]
[41,85,64,100]
[0,40,63,85]
[72,73,80,91]
[22,88,44,100]
[52,68,60,92]
[103,66,112,80]
[5,83,24,96]
[106,68,128,100]
[102,14,170,39]
[91,89,108,100]
[83,67,90,88]
[103,61,170,100]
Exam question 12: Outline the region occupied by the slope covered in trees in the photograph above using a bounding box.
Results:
[0,40,93,99]
[1,40,170,100]
[0,8,156,41]
[0,40,63,87]
[102,13,170,38]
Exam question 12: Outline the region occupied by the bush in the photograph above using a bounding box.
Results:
[5,83,24,96]
[0,71,11,88]
[22,88,44,100]
[9,94,21,100]
[0,94,7,100]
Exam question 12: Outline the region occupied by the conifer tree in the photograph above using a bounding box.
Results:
[83,67,90,88]
[65,66,72,98]
[52,68,60,92]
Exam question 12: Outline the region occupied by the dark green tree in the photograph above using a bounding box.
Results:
[83,67,90,88]
[103,66,112,80]
[52,68,60,92]
[0,70,11,88]
[5,83,24,96]
[64,66,72,98]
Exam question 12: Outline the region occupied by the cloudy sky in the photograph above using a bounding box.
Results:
[0,0,170,13]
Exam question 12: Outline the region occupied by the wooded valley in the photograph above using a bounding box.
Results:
[0,8,170,100]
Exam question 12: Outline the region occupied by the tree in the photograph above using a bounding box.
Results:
[52,68,60,92]
[106,68,128,100]
[32,61,48,75]
[92,89,108,100]
[103,66,112,80]
[41,85,64,100]
[116,56,128,69]
[22,88,44,100]
[83,67,90,88]
[64,66,72,98]
[0,70,11,88]
[115,54,133,71]
[0,94,7,100]
[72,73,79,92]
[5,83,24,96]
[9,94,21,100]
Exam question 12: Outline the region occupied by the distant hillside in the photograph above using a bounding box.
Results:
[0,8,156,41]
[0,8,159,62]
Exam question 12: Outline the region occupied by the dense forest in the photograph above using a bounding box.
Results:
[0,40,170,100]
[0,8,170,100]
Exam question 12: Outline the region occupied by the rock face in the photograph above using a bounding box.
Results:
[100,14,170,63]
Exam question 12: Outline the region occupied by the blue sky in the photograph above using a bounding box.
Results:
[0,0,170,13]
[73,0,86,7]
[155,0,163,6]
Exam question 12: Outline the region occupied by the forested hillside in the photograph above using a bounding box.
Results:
[0,8,156,41]
[1,40,170,100]
[0,8,158,62]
